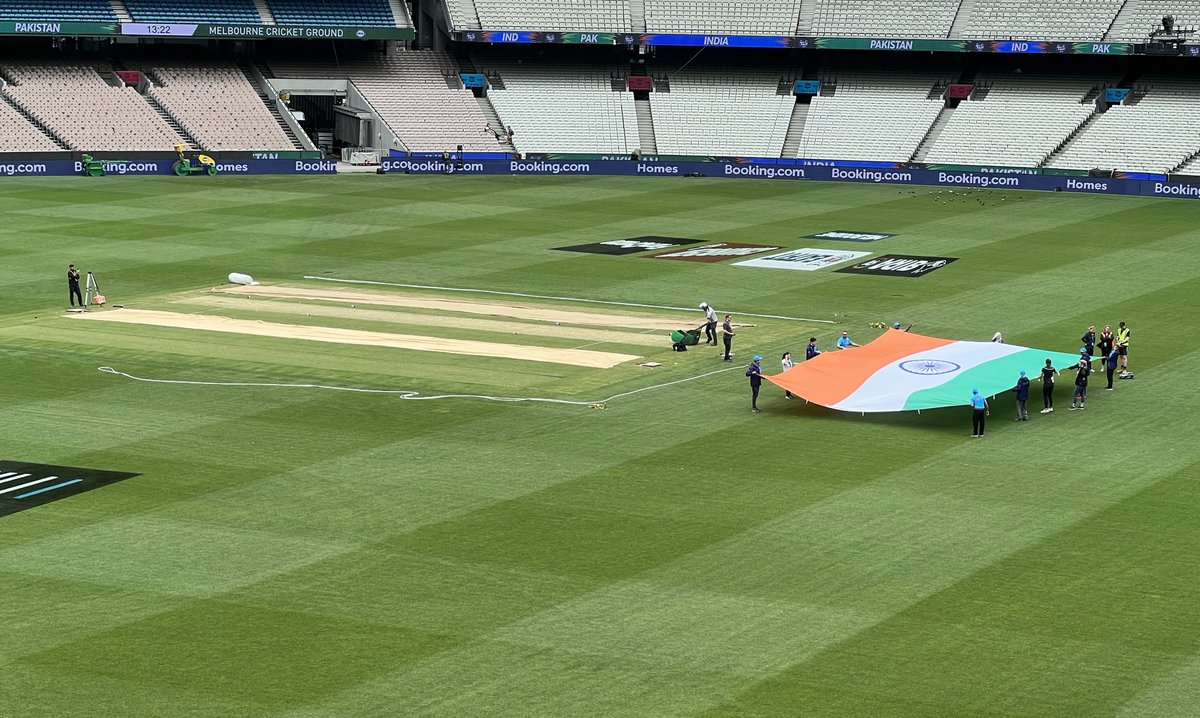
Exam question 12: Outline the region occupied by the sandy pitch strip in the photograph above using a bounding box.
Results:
[72,309,640,368]
[189,295,666,347]
[213,285,689,331]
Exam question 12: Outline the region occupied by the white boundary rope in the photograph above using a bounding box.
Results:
[98,365,739,407]
[301,276,838,324]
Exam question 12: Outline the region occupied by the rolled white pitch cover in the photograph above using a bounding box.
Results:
[228,272,260,286]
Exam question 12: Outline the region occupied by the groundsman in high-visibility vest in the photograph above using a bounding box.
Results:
[1116,321,1131,370]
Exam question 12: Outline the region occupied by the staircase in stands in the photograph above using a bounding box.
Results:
[779,101,809,158]
[238,63,309,150]
[947,0,977,38]
[253,0,276,24]
[0,92,70,150]
[107,0,132,22]
[385,0,408,27]
[634,97,657,154]
[141,90,201,150]
[475,96,516,152]
[627,0,647,32]
[795,0,816,35]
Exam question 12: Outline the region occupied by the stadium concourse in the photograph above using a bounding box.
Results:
[1,0,1200,174]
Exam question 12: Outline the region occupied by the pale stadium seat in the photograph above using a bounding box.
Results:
[270,50,499,152]
[477,59,638,154]
[644,0,802,35]
[1,60,184,151]
[1047,77,1200,174]
[1107,0,1200,41]
[810,0,958,38]
[473,0,632,32]
[651,67,794,157]
[0,99,62,151]
[795,65,953,161]
[963,0,1122,41]
[144,61,295,152]
[922,73,1110,167]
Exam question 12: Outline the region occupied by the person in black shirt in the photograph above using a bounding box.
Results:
[1081,325,1096,365]
[746,355,763,412]
[1039,359,1058,413]
[721,314,734,361]
[805,337,821,361]
[1097,324,1114,361]
[67,264,82,307]
[1069,354,1090,410]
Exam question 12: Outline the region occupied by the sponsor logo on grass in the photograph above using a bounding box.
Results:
[0,461,139,518]
[553,237,701,255]
[646,242,781,262]
[835,254,958,277]
[734,248,870,271]
[803,230,896,243]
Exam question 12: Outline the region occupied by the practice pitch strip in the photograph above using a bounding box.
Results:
[65,283,702,368]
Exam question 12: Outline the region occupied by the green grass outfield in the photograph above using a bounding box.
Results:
[0,174,1196,717]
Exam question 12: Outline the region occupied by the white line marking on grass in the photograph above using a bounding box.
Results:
[98,366,739,407]
[0,476,58,496]
[302,276,838,324]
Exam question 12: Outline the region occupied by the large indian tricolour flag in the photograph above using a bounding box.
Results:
[766,329,1084,413]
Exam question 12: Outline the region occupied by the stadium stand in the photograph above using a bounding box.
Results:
[921,73,1110,168]
[124,0,261,24]
[650,66,795,156]
[443,0,482,30]
[0,99,63,151]
[145,61,297,151]
[1046,77,1200,173]
[795,65,954,161]
[474,58,638,153]
[809,0,958,38]
[1107,1,1200,42]
[643,0,803,35]
[472,0,632,32]
[0,0,116,21]
[1,60,185,151]
[269,50,499,152]
[961,0,1123,41]
[266,0,399,27]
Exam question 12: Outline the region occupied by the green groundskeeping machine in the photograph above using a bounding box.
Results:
[173,143,217,176]
[670,328,702,352]
[80,154,106,177]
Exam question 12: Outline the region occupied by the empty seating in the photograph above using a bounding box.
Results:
[1047,77,1200,173]
[963,0,1122,41]
[811,0,958,38]
[1,60,185,151]
[796,66,953,161]
[146,61,296,151]
[0,0,116,21]
[644,0,802,35]
[473,0,632,32]
[270,50,500,152]
[1107,0,1200,41]
[0,100,62,151]
[923,73,1109,167]
[651,66,795,156]
[125,0,261,23]
[476,59,638,153]
[266,0,399,27]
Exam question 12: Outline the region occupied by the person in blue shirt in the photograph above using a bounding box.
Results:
[836,330,859,350]
[1013,370,1031,421]
[746,355,763,413]
[1104,343,1120,390]
[970,388,989,437]
[806,337,821,360]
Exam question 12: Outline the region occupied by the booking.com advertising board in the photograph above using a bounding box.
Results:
[0,159,338,177]
[378,158,1200,200]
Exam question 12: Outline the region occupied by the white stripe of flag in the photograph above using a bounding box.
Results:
[0,476,59,496]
